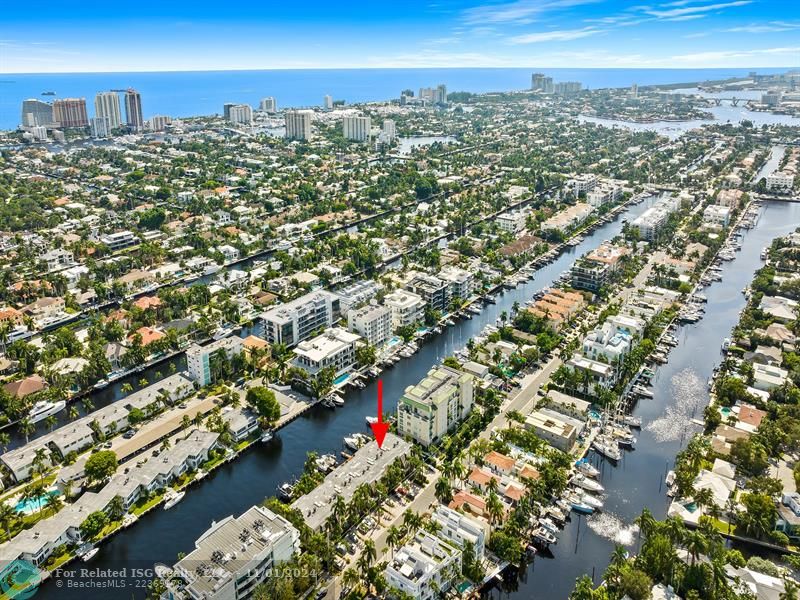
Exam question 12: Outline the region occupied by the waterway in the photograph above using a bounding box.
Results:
[35,197,663,599]
[489,199,800,600]
[579,88,800,140]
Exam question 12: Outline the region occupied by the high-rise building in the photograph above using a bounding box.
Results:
[419,85,448,105]
[150,115,171,131]
[94,91,122,129]
[382,119,397,142]
[90,117,110,138]
[284,110,313,140]
[52,98,89,128]
[186,337,243,386]
[554,81,582,95]
[342,114,371,142]
[323,94,333,110]
[260,290,340,347]
[631,83,639,99]
[396,365,474,447]
[259,97,277,112]
[226,104,253,125]
[124,89,144,131]
[20,99,53,128]
[531,74,554,93]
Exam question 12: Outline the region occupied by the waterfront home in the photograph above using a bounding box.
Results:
[544,389,591,419]
[385,529,462,600]
[0,430,219,567]
[3,374,48,399]
[752,363,788,391]
[449,490,487,518]
[581,322,633,365]
[173,505,300,600]
[524,410,578,452]
[396,366,474,447]
[668,459,736,525]
[566,354,615,389]
[759,295,798,323]
[777,493,800,541]
[291,433,410,531]
[291,327,359,380]
[431,505,488,560]
[223,408,259,442]
[711,424,751,456]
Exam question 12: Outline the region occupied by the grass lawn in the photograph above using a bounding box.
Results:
[131,493,164,516]
[710,517,738,536]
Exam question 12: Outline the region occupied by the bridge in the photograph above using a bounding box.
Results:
[711,97,743,106]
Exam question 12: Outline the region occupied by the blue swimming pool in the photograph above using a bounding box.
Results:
[14,490,60,513]
[333,373,350,386]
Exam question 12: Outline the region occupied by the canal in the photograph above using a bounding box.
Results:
[490,199,800,600]
[36,196,662,599]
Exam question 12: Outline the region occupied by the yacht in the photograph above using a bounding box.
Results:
[81,547,99,562]
[575,459,600,478]
[572,474,604,493]
[260,431,274,443]
[163,489,186,510]
[366,416,379,426]
[622,415,642,428]
[28,400,66,424]
[593,438,622,461]
[203,263,222,276]
[533,527,557,546]
[331,394,345,407]
[568,495,595,515]
[578,492,603,510]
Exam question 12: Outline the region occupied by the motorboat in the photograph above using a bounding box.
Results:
[579,492,603,510]
[260,431,274,443]
[593,438,622,461]
[568,495,595,515]
[81,547,99,562]
[572,474,604,493]
[28,400,66,424]
[277,482,294,501]
[366,416,379,425]
[575,459,600,478]
[539,517,560,534]
[533,527,557,546]
[622,415,642,428]
[331,394,345,407]
[163,489,186,510]
[315,454,337,473]
[343,433,370,451]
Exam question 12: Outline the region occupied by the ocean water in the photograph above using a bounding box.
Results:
[0,67,792,131]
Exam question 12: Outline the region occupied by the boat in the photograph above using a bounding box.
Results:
[277,482,294,501]
[579,492,603,510]
[315,454,337,473]
[366,416,379,426]
[163,489,186,510]
[331,394,345,407]
[593,438,622,461]
[622,415,642,428]
[568,496,595,515]
[28,400,66,424]
[203,263,222,276]
[539,517,560,534]
[533,527,557,546]
[721,338,731,352]
[575,459,600,478]
[81,548,99,562]
[572,473,604,493]
[260,431,274,443]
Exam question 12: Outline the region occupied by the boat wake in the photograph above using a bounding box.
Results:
[587,512,639,546]
[645,368,705,443]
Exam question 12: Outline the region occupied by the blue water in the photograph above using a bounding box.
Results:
[333,373,350,386]
[14,490,60,514]
[1,67,792,130]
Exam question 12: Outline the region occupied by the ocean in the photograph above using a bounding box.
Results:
[0,67,793,131]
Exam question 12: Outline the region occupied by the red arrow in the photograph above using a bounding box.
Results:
[370,380,389,449]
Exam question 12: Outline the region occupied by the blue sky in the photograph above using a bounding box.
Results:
[2,0,799,72]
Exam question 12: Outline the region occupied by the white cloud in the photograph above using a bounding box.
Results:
[671,46,800,64]
[644,0,751,19]
[509,26,604,44]
[462,0,600,24]
[724,21,800,33]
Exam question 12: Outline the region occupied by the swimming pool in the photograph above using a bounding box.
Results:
[14,490,60,514]
[333,373,350,386]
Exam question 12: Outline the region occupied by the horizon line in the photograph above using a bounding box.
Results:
[2,65,799,77]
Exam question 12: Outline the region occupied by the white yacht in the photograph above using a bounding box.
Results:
[28,400,66,424]
[163,489,186,510]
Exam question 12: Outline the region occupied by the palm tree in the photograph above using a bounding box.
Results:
[684,530,707,567]
[81,398,94,413]
[160,438,171,452]
[780,580,800,600]
[435,476,452,504]
[44,493,64,516]
[44,414,58,432]
[342,568,360,593]
[18,418,34,443]
[386,525,403,559]
[68,406,80,421]
[0,433,9,453]
[0,503,17,540]
[486,490,504,527]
